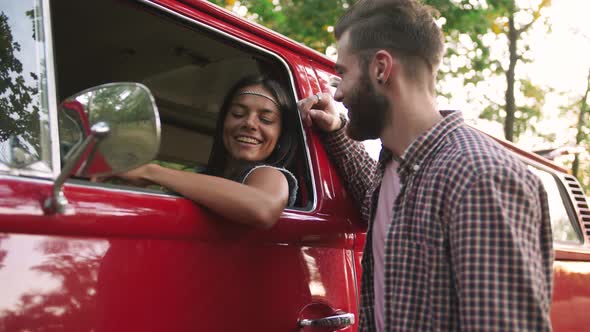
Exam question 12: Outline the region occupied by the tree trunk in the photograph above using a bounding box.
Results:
[504,10,518,142]
[573,67,590,178]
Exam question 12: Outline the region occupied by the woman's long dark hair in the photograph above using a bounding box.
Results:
[206,75,298,180]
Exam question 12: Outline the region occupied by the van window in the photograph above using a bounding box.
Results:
[49,0,311,208]
[529,166,583,244]
[0,0,52,172]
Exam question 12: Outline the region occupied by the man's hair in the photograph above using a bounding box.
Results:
[335,0,444,84]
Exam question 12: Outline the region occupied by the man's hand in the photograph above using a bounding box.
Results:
[297,92,343,132]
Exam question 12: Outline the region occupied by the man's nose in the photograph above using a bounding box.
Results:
[333,85,344,102]
[331,76,343,102]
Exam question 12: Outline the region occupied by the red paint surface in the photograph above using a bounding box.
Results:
[0,175,358,331]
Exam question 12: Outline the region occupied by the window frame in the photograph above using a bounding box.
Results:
[41,0,60,178]
[47,0,316,212]
[140,0,316,211]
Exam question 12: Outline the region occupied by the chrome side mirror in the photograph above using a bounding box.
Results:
[45,82,161,213]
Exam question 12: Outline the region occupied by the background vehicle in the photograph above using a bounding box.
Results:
[0,0,589,331]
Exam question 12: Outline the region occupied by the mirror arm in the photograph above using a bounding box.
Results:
[44,122,111,214]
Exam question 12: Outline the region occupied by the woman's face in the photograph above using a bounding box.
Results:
[222,84,282,163]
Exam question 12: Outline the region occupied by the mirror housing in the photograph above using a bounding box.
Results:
[45,82,161,214]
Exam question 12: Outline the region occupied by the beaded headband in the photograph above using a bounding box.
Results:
[236,90,280,108]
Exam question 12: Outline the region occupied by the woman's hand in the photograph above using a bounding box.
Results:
[115,164,156,187]
[297,92,343,132]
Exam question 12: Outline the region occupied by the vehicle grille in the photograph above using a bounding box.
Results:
[563,175,590,242]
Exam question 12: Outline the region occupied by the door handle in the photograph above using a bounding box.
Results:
[298,312,355,328]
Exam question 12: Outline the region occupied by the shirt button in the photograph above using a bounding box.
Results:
[412,164,420,172]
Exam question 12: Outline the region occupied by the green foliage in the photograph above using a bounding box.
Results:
[207,0,555,143]
[572,70,590,193]
[479,78,546,139]
[551,73,590,195]
[208,0,354,53]
[426,0,503,82]
[0,12,40,144]
[423,0,551,142]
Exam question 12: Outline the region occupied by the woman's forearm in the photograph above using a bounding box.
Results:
[143,164,288,229]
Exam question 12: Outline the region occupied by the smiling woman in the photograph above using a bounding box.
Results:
[222,89,282,165]
[210,76,298,180]
[116,76,299,229]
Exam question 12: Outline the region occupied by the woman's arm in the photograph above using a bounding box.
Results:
[119,164,289,229]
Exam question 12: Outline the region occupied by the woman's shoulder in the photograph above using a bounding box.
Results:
[241,165,298,206]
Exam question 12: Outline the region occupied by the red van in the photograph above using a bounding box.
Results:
[0,0,589,331]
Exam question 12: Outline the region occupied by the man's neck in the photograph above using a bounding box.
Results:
[380,95,442,157]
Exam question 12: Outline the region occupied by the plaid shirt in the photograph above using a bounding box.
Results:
[323,111,553,331]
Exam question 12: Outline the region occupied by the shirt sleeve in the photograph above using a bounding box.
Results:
[241,165,298,207]
[449,168,553,331]
[322,127,377,220]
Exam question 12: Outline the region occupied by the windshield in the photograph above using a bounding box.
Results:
[0,0,51,172]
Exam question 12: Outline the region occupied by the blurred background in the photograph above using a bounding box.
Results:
[208,0,590,195]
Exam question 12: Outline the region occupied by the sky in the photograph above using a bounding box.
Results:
[522,0,590,150]
[529,0,590,92]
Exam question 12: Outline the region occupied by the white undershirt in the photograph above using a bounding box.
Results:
[372,160,401,331]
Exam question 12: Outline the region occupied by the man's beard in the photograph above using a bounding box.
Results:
[346,72,389,141]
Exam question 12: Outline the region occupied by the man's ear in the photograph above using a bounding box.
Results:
[373,50,394,85]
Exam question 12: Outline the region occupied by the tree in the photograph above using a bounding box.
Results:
[423,0,552,142]
[207,0,354,53]
[0,12,39,144]
[572,69,589,176]
[0,8,43,167]
[566,67,590,194]
[207,1,552,143]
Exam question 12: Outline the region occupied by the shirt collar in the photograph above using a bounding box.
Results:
[379,110,464,179]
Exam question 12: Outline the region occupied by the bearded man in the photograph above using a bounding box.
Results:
[298,0,553,331]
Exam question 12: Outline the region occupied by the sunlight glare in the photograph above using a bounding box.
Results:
[528,0,590,90]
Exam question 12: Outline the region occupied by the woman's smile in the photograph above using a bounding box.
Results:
[235,135,262,145]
